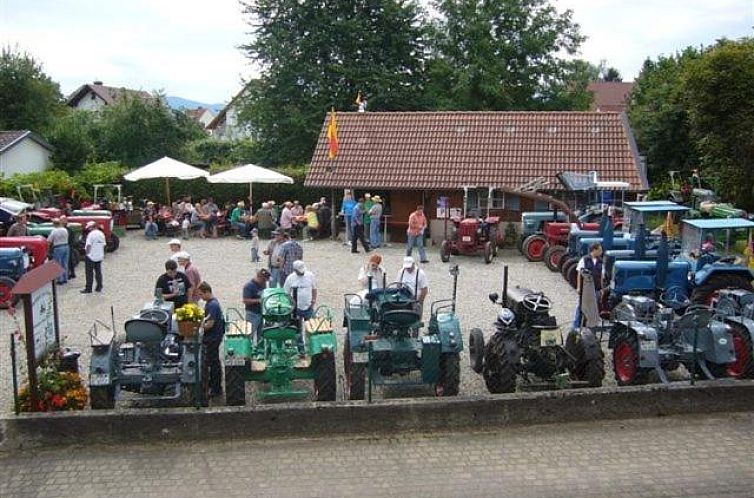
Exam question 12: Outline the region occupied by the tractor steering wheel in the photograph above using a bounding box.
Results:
[139,308,171,325]
[385,282,412,301]
[660,286,690,310]
[522,293,552,313]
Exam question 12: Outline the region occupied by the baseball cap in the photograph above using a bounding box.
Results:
[176,251,190,261]
[167,238,181,246]
[86,221,96,228]
[402,256,415,269]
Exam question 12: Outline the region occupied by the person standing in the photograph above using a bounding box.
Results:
[340,190,355,246]
[279,201,294,234]
[6,213,28,237]
[60,215,77,279]
[573,242,603,330]
[176,252,201,303]
[317,199,332,239]
[397,256,429,318]
[279,232,304,285]
[47,218,70,284]
[264,230,285,286]
[283,261,317,320]
[81,221,106,294]
[255,202,275,239]
[369,196,383,248]
[358,253,386,290]
[350,197,370,253]
[168,238,182,263]
[406,204,429,263]
[197,281,225,397]
[242,268,271,343]
[143,201,158,240]
[155,259,192,309]
[250,228,261,262]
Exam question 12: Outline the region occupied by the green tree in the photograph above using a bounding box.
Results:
[627,47,702,182]
[47,109,97,172]
[238,0,428,165]
[427,0,586,110]
[683,38,754,210]
[0,46,64,132]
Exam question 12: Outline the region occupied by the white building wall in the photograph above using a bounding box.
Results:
[197,110,215,128]
[0,139,52,177]
[73,91,108,111]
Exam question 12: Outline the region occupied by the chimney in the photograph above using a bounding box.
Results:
[93,80,103,86]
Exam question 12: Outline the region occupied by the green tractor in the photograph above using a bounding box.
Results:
[222,287,337,405]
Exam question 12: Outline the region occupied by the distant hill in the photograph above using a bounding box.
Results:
[166,96,224,113]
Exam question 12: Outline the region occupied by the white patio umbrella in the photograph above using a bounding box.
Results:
[124,156,209,204]
[207,163,294,207]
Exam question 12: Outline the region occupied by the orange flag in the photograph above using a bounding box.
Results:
[326,107,338,160]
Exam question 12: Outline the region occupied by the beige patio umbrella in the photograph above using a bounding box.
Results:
[124,156,209,204]
[206,163,294,207]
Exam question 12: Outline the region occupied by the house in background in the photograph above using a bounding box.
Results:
[206,87,253,140]
[587,81,635,113]
[66,80,153,111]
[185,107,216,130]
[306,111,648,243]
[0,131,54,177]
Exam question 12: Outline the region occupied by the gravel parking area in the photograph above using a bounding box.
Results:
[0,232,607,410]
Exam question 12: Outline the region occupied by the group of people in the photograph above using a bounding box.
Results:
[339,191,384,253]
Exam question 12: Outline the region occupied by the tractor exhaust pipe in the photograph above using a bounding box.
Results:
[502,265,509,308]
[449,264,459,313]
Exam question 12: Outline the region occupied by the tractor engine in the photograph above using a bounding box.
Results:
[458,219,479,243]
[506,286,557,329]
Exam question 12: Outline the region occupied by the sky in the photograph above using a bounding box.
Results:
[1,0,752,105]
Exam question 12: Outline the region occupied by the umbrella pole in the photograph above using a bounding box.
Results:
[165,178,171,205]
[249,182,253,208]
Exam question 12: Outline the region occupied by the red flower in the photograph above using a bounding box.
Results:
[51,394,66,409]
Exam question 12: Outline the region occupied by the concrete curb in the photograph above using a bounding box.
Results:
[3,380,754,450]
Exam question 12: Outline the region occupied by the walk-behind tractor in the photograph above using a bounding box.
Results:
[343,265,463,400]
[223,287,337,406]
[88,298,206,409]
[469,267,604,393]
[440,214,500,264]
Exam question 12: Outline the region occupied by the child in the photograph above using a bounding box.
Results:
[250,228,260,262]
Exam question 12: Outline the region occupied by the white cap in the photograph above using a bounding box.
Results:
[86,221,96,228]
[167,238,181,246]
[176,251,190,261]
[293,260,306,272]
[402,256,415,269]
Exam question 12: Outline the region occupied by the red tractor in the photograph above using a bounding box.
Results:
[440,215,501,264]
[0,236,49,308]
[67,215,120,252]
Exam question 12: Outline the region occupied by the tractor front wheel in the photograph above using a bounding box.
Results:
[483,241,493,264]
[516,235,527,254]
[482,334,517,393]
[435,353,460,396]
[468,328,485,374]
[105,233,120,253]
[440,240,451,263]
[314,352,336,401]
[565,331,605,387]
[90,385,115,409]
[0,276,18,309]
[566,263,578,289]
[522,235,547,262]
[612,332,648,386]
[224,366,247,406]
[544,245,566,272]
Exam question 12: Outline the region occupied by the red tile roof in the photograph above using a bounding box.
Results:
[67,83,153,107]
[587,82,634,113]
[0,130,54,153]
[305,112,647,191]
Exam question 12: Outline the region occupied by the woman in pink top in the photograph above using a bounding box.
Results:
[406,204,429,263]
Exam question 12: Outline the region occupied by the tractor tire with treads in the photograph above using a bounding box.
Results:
[90,385,116,410]
[435,353,460,396]
[440,240,451,263]
[105,234,120,253]
[484,241,493,264]
[544,245,566,272]
[561,257,578,280]
[522,234,547,262]
[482,334,517,393]
[690,274,754,305]
[314,352,336,401]
[566,263,578,289]
[0,276,18,309]
[468,328,485,374]
[612,328,649,386]
[565,331,605,387]
[710,323,754,379]
[344,334,365,400]
[224,366,247,406]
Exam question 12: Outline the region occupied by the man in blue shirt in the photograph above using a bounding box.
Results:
[350,197,371,253]
[198,281,225,397]
[340,190,356,246]
[242,268,270,343]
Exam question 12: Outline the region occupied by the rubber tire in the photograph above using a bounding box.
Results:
[516,235,527,254]
[314,352,336,401]
[484,241,493,264]
[490,228,499,257]
[544,245,566,272]
[90,385,115,409]
[482,334,517,393]
[224,366,247,406]
[105,233,120,253]
[440,240,451,263]
[566,263,578,289]
[561,257,578,280]
[565,331,605,387]
[179,382,207,407]
[435,353,460,397]
[690,274,754,305]
[468,328,485,374]
[612,330,649,386]
[344,334,365,401]
[709,323,754,379]
[522,234,547,262]
[0,276,18,310]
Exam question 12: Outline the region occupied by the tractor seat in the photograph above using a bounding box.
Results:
[124,319,165,343]
[381,309,421,328]
[380,299,414,314]
[261,325,299,342]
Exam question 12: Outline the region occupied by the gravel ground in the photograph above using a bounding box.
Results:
[0,232,615,410]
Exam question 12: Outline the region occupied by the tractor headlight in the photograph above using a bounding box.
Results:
[449,339,457,347]
[449,331,455,338]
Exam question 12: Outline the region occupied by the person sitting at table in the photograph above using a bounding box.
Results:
[230,201,249,238]
[143,201,158,240]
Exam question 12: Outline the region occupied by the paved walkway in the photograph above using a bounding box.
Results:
[2,412,753,498]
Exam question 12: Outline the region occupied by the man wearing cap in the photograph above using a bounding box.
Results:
[6,213,28,237]
[81,221,106,293]
[264,230,285,286]
[279,231,304,285]
[368,196,383,248]
[60,216,77,279]
[243,268,271,342]
[283,261,317,320]
[398,256,429,317]
[176,252,201,303]
[47,218,70,284]
[167,238,182,263]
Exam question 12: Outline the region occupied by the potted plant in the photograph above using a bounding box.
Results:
[175,303,204,338]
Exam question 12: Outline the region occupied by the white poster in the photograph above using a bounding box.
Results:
[31,282,56,361]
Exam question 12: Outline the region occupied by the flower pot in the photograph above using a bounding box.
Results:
[177,320,199,338]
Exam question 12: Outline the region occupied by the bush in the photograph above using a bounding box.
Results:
[0,169,79,198]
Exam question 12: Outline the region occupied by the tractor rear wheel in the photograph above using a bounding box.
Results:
[612,331,648,386]
[435,353,460,396]
[314,352,336,401]
[565,331,605,387]
[690,274,754,305]
[522,235,547,262]
[483,241,493,264]
[544,245,566,272]
[440,240,451,263]
[561,257,577,279]
[710,323,754,379]
[468,328,485,374]
[0,276,18,309]
[482,334,517,393]
[105,233,120,253]
[344,335,365,400]
[224,366,247,406]
[90,385,115,409]
[566,263,578,289]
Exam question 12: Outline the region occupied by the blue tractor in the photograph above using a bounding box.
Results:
[0,247,27,308]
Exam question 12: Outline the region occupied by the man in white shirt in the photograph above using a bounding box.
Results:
[397,256,428,317]
[81,221,106,293]
[283,260,317,320]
